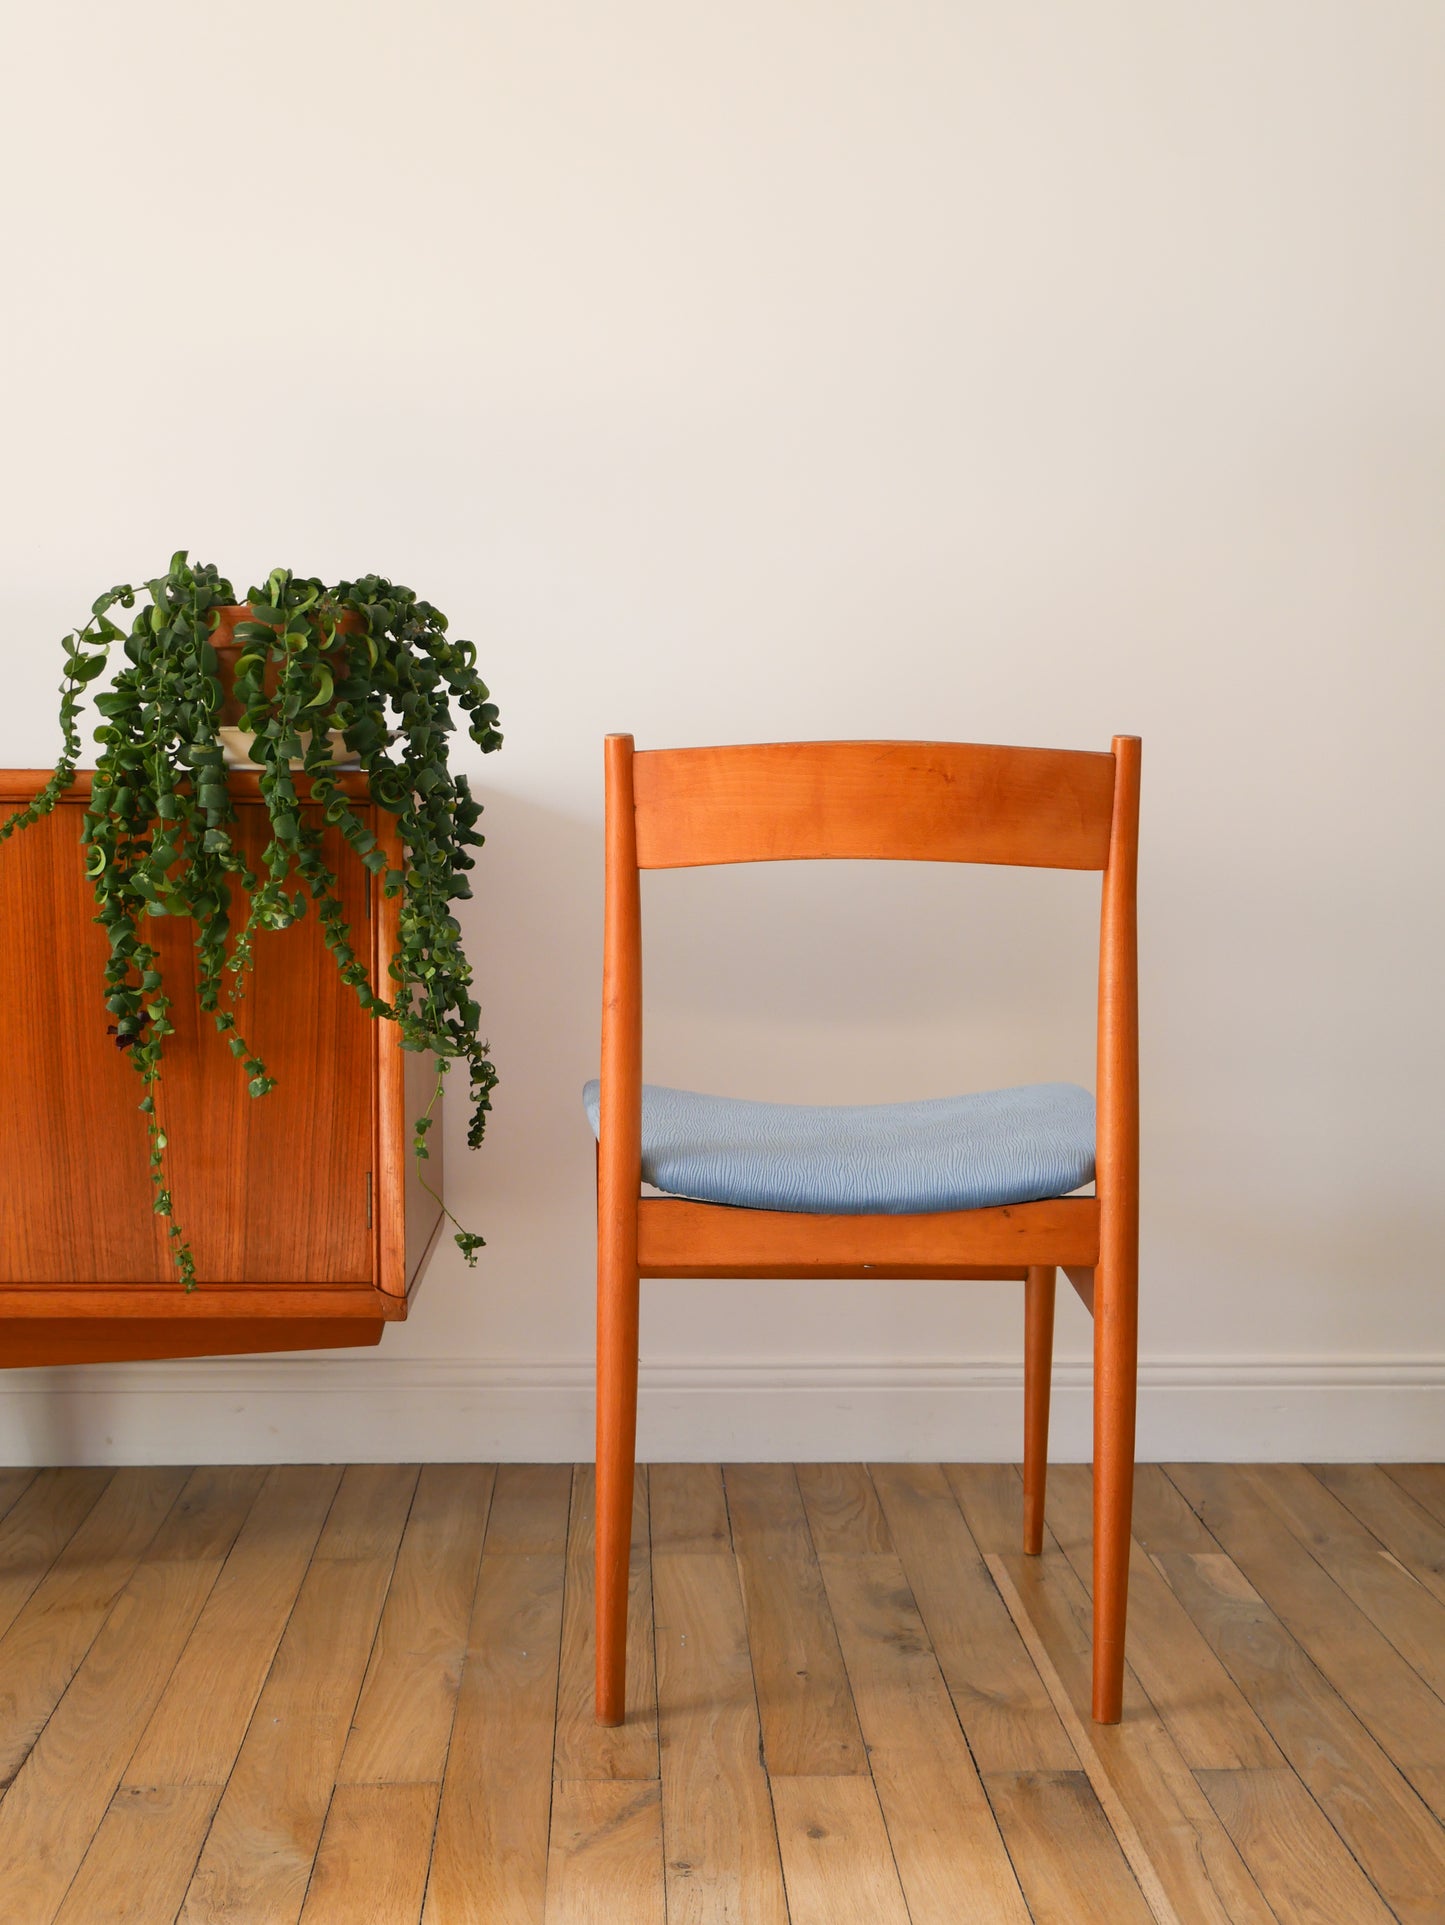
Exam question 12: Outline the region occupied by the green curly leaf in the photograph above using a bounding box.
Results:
[1,554,502,1284]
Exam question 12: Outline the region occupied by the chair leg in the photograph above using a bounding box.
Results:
[1091,1253,1138,1723]
[1022,1265,1056,1555]
[596,1250,640,1727]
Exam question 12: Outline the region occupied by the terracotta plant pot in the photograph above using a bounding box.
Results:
[210,603,362,769]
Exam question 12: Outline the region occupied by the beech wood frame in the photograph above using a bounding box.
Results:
[595,733,1141,1724]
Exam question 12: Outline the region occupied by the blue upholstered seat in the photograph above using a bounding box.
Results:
[582,1080,1095,1216]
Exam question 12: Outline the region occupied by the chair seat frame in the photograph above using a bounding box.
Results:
[595,733,1140,1725]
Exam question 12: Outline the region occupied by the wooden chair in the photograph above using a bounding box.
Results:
[592,733,1140,1724]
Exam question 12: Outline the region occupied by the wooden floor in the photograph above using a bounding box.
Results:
[0,1463,1443,1923]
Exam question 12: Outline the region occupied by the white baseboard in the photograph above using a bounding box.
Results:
[0,1355,1440,1465]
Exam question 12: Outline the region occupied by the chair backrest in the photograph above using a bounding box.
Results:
[598,733,1139,1250]
[629,738,1118,870]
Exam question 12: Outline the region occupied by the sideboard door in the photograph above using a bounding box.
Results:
[0,798,376,1287]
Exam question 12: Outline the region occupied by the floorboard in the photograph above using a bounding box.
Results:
[551,1464,657,1783]
[0,1468,38,1529]
[1169,1461,1445,1823]
[0,1460,1440,1921]
[1385,1464,1445,1530]
[723,1463,868,1777]
[0,1469,113,1647]
[337,1462,494,1789]
[983,1769,1155,1925]
[653,1546,790,1924]
[55,1465,342,1925]
[983,1538,1274,1925]
[1044,1463,1283,1773]
[1248,1463,1445,1704]
[816,1551,1030,1923]
[1196,1765,1397,1925]
[177,1464,418,1924]
[543,1780,665,1925]
[1310,1462,1445,1610]
[0,1466,189,1787]
[300,1782,437,1925]
[422,1466,569,1925]
[770,1774,912,1925]
[1136,1468,1445,1924]
[870,1459,1077,1773]
[0,1466,262,1925]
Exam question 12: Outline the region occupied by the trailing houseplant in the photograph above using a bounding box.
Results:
[1,552,502,1285]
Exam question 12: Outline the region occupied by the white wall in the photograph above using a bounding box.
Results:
[1,2,1442,1463]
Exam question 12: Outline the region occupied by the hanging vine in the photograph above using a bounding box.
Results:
[1,552,502,1284]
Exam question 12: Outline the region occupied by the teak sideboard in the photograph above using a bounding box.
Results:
[0,771,441,1367]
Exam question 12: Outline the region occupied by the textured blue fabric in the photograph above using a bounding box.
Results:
[582,1080,1094,1216]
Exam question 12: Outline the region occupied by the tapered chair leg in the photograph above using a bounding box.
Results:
[1022,1265,1056,1555]
[596,1258,640,1726]
[1091,1255,1138,1723]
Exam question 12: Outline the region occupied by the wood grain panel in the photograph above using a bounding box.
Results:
[0,795,161,1283]
[300,1782,438,1925]
[0,771,377,806]
[55,1785,222,1925]
[177,1465,416,1924]
[870,1461,1076,1772]
[1045,1463,1282,1771]
[818,1553,1031,1923]
[544,1781,666,1925]
[1151,1546,1445,1923]
[424,1551,566,1925]
[794,1464,893,1557]
[552,1465,658,1781]
[372,802,447,1304]
[648,1462,730,1555]
[982,1771,1155,1925]
[123,1464,342,1788]
[0,1468,112,1643]
[0,1466,262,1922]
[652,1551,790,1925]
[1386,1464,1445,1529]
[0,1316,384,1368]
[401,1041,446,1296]
[632,739,1117,870]
[337,1463,493,1787]
[770,1775,912,1925]
[723,1464,868,1777]
[0,797,375,1286]
[986,1544,1274,1925]
[639,1194,1098,1276]
[1312,1461,1445,1609]
[0,1465,188,1784]
[1169,1462,1445,1816]
[1196,1766,1397,1925]
[0,1287,395,1318]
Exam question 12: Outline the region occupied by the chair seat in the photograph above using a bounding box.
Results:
[582,1079,1095,1216]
